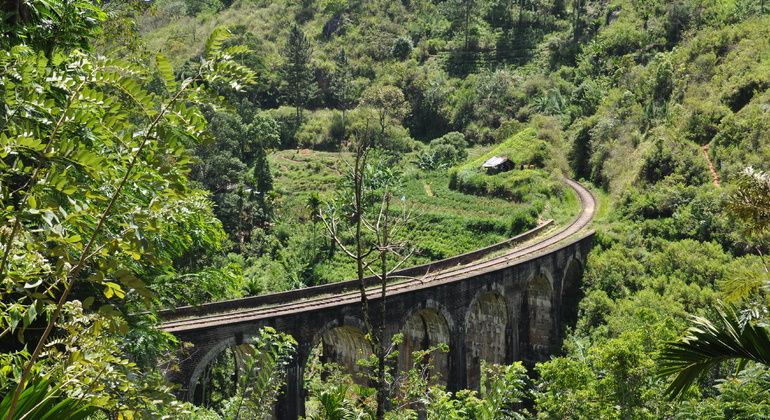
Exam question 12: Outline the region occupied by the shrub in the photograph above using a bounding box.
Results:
[416,132,468,170]
[186,0,224,16]
[570,79,603,117]
[466,219,508,235]
[494,120,525,143]
[392,36,413,60]
[683,100,729,145]
[267,106,301,149]
[329,112,346,143]
[464,123,495,145]
[509,207,538,234]
[637,137,708,185]
[289,109,347,151]
[382,124,416,152]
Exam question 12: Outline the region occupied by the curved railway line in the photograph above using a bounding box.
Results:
[161,178,596,333]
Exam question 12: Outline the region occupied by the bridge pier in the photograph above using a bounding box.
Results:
[448,320,466,392]
[277,354,305,419]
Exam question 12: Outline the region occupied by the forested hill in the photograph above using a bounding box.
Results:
[2,0,770,418]
[129,0,770,416]
[134,0,770,179]
[129,0,770,287]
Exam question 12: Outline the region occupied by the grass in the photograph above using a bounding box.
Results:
[458,128,548,171]
[270,149,345,220]
[541,185,579,226]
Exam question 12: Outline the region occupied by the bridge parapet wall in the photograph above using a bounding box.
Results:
[159,220,554,321]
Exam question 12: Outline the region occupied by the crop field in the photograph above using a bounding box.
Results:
[268,147,579,282]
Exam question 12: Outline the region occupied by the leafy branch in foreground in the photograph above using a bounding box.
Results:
[218,327,296,419]
[0,23,254,419]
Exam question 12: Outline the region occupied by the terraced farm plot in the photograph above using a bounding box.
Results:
[268,148,578,283]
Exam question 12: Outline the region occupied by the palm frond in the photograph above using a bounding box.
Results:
[659,305,770,399]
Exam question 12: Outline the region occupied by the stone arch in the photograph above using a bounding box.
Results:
[188,337,260,407]
[464,287,509,389]
[399,303,452,385]
[560,256,584,331]
[307,318,372,383]
[523,269,554,361]
[188,337,236,403]
[309,316,369,355]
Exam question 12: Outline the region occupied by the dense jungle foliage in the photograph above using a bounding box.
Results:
[1,0,770,418]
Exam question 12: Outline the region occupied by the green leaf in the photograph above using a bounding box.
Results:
[0,375,97,420]
[659,305,770,399]
[24,279,43,289]
[204,27,230,59]
[155,54,176,90]
[103,282,126,299]
[23,304,37,328]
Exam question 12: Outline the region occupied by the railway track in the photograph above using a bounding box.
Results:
[162,179,596,333]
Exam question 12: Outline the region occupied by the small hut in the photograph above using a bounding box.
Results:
[481,156,514,174]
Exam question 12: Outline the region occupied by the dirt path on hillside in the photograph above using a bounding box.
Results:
[701,145,721,187]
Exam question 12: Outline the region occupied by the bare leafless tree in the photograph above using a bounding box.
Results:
[320,123,413,419]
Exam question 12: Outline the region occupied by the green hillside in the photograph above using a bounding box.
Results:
[450,127,561,201]
[263,145,576,288]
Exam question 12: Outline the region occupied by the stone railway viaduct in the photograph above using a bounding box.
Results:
[160,179,596,419]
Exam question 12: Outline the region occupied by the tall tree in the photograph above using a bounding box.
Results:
[247,113,280,229]
[486,0,514,29]
[360,85,410,144]
[445,0,479,51]
[332,48,355,134]
[191,111,278,250]
[572,0,586,41]
[281,24,316,125]
[252,144,273,217]
[551,0,566,17]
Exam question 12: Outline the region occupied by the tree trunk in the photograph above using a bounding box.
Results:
[375,194,391,420]
[353,147,373,340]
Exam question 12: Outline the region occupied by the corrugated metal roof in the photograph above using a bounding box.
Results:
[482,156,510,168]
